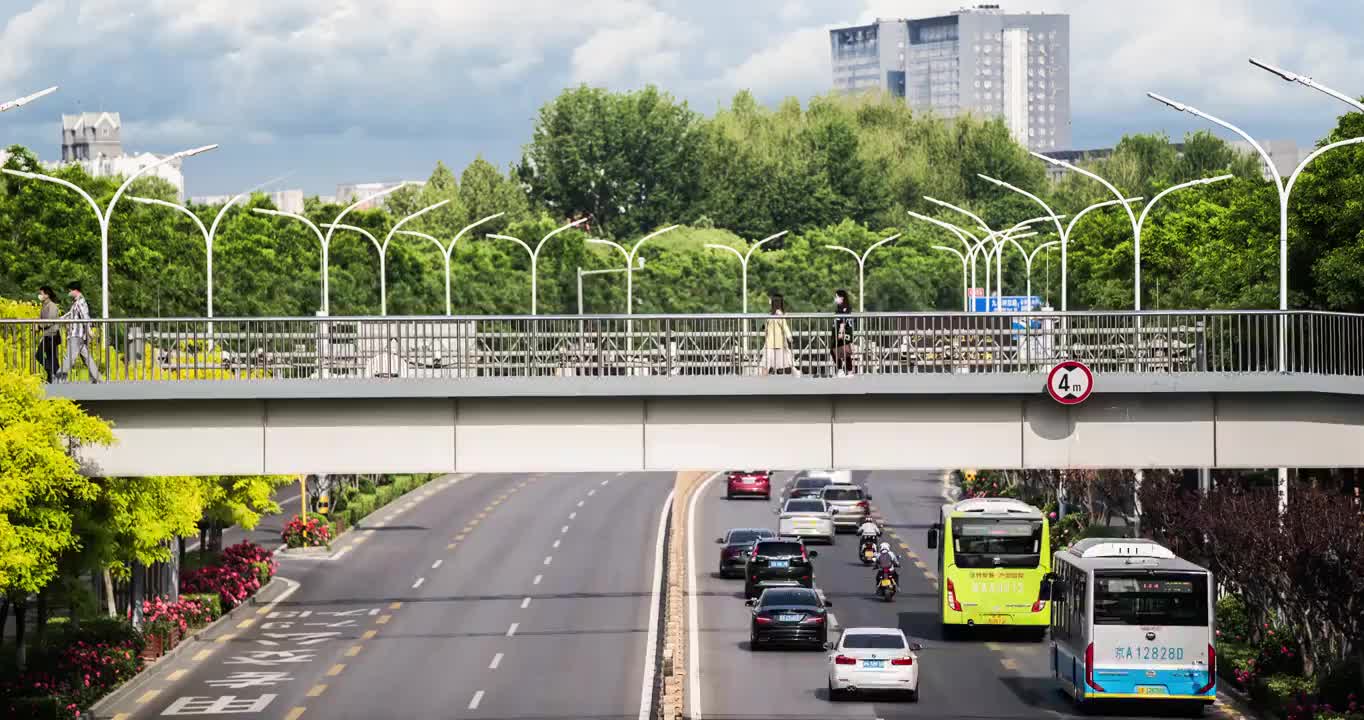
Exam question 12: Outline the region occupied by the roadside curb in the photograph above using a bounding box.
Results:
[658,471,710,720]
[1215,680,1264,720]
[277,473,464,561]
[89,576,299,719]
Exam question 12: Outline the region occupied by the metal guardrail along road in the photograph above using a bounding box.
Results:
[1,311,1360,383]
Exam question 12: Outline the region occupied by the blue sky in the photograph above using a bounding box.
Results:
[2,0,1361,196]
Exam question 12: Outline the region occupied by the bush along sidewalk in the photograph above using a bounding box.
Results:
[0,541,275,719]
[322,473,442,538]
[281,515,332,549]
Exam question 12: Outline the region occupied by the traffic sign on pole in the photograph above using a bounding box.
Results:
[972,295,1041,312]
[1046,361,1094,405]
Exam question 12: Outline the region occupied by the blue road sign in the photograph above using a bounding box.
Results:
[972,295,1042,312]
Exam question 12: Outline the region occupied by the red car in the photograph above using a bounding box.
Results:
[727,470,771,500]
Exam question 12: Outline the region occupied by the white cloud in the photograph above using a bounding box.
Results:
[571,8,698,85]
[718,27,831,100]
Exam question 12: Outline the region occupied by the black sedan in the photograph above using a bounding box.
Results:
[787,474,834,500]
[716,527,777,578]
[747,587,831,650]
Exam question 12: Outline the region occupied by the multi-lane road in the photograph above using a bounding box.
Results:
[103,470,1243,720]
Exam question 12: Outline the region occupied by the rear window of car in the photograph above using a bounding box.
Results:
[727,529,773,544]
[785,500,826,513]
[760,589,818,606]
[754,541,804,557]
[822,488,864,501]
[794,477,832,489]
[842,633,906,650]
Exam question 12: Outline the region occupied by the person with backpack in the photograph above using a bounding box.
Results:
[831,289,855,376]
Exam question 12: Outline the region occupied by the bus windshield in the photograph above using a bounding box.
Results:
[1093,572,1209,627]
[951,519,1042,568]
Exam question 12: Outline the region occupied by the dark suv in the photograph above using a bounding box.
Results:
[744,539,818,598]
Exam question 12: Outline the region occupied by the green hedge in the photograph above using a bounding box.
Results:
[337,473,439,530]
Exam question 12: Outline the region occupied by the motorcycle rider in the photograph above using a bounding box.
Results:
[857,519,881,546]
[874,541,900,590]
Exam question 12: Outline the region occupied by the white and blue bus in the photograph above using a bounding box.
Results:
[1049,538,1216,713]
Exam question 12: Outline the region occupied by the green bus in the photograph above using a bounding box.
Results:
[928,497,1051,638]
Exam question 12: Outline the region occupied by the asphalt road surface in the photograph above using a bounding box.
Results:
[104,471,674,720]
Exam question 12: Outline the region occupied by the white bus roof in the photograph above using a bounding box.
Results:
[1058,538,1209,573]
[944,497,1043,519]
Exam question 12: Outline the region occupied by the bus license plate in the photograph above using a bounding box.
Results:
[984,615,1010,625]
[1137,686,1167,696]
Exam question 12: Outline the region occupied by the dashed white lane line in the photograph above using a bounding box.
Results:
[506,623,519,637]
[533,574,543,585]
[543,556,553,565]
[577,500,585,507]
[552,539,561,549]
[489,653,503,670]
[431,560,443,569]
[569,512,577,520]
[561,525,569,534]
[468,690,485,710]
[829,613,840,631]
[520,597,531,609]
[601,479,610,485]
[412,577,425,589]
[588,489,596,497]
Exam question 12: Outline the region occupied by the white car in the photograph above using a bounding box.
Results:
[802,469,853,485]
[827,627,921,702]
[776,498,837,544]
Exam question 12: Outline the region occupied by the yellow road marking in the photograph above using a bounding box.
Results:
[192,648,213,661]
[1000,657,1019,671]
[985,642,1002,652]
[377,614,391,625]
[455,534,466,541]
[114,714,131,720]
[346,645,362,657]
[484,505,495,512]
[389,601,402,609]
[327,663,345,676]
[215,632,237,644]
[136,690,160,704]
[477,512,488,519]
[362,630,377,640]
[898,542,911,551]
[914,560,928,569]
[447,543,457,550]
[256,606,271,615]
[237,618,255,629]
[167,669,188,681]
[307,684,327,697]
[284,707,307,720]
[354,536,368,544]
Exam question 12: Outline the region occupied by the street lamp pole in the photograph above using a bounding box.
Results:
[586,225,681,315]
[576,263,640,315]
[1133,175,1234,309]
[3,144,218,318]
[0,86,58,113]
[822,233,901,312]
[323,199,451,315]
[1023,240,1060,301]
[485,218,589,315]
[394,213,504,316]
[704,231,787,314]
[930,245,969,311]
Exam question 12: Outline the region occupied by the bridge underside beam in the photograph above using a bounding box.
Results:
[75,393,1364,476]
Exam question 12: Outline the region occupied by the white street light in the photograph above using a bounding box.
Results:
[484,218,589,315]
[1134,175,1234,309]
[704,231,787,314]
[253,182,412,314]
[322,199,451,315]
[3,144,218,318]
[1249,58,1364,113]
[129,174,290,319]
[394,213,504,316]
[822,233,901,312]
[586,225,681,315]
[930,245,969,311]
[577,258,643,315]
[1022,240,1060,301]
[0,86,58,113]
[981,230,1039,302]
[917,205,1058,306]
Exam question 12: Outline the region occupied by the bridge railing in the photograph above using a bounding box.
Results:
[0,311,1359,382]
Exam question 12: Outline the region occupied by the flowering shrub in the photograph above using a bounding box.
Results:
[179,541,277,609]
[282,514,331,548]
[140,596,214,641]
[1,639,141,718]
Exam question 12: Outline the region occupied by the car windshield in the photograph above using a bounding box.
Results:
[760,589,818,606]
[726,529,772,544]
[754,541,804,557]
[794,477,831,489]
[951,518,1043,568]
[785,500,825,513]
[842,634,906,650]
[1093,572,1209,627]
[822,488,863,502]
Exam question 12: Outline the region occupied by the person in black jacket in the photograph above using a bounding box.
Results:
[831,289,855,376]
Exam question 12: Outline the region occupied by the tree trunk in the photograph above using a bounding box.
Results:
[103,566,116,617]
[0,599,9,639]
[34,588,48,646]
[14,601,27,670]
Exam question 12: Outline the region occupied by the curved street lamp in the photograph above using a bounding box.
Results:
[585,225,681,315]
[2,144,218,318]
[821,233,901,312]
[1249,57,1364,113]
[393,213,504,316]
[253,182,412,314]
[930,244,969,311]
[484,218,589,315]
[0,86,58,113]
[1133,175,1234,309]
[704,231,787,314]
[321,199,451,315]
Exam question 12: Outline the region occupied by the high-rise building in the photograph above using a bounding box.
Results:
[830,5,1071,152]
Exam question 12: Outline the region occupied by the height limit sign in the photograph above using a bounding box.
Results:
[1046,361,1094,405]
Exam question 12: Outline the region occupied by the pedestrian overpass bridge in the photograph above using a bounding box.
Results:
[5,310,1361,476]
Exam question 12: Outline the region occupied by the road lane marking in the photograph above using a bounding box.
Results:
[362,630,377,640]
[533,574,543,585]
[686,471,725,720]
[561,525,569,533]
[377,615,391,624]
[914,560,928,569]
[520,597,531,609]
[506,623,518,637]
[461,526,473,534]
[477,512,488,519]
[602,479,610,485]
[432,560,443,569]
[985,642,1002,652]
[588,489,596,497]
[327,664,345,676]
[215,633,237,644]
[1000,657,1019,671]
[447,543,457,550]
[390,602,402,609]
[484,505,495,512]
[237,618,255,629]
[333,548,350,560]
[114,714,130,720]
[136,690,160,704]
[346,645,362,657]
[168,669,187,681]
[552,539,560,549]
[284,708,306,720]
[569,512,577,520]
[455,534,466,541]
[307,684,326,697]
[192,649,213,661]
[543,556,553,565]
[468,690,485,710]
[828,613,840,630]
[412,577,425,589]
[353,536,368,545]
[577,500,585,507]
[489,653,504,669]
